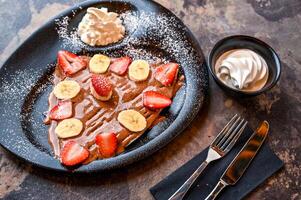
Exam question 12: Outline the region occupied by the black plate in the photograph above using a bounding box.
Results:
[0,0,208,172]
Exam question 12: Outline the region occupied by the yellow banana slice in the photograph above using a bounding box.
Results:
[53,80,81,100]
[55,118,83,138]
[128,60,150,81]
[117,109,147,132]
[89,54,110,74]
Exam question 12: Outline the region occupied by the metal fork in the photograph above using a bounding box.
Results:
[168,114,248,200]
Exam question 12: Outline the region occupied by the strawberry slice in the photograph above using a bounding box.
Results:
[109,56,132,75]
[91,74,112,97]
[154,63,179,86]
[95,132,117,158]
[61,141,89,166]
[143,91,172,109]
[57,50,86,76]
[49,100,72,120]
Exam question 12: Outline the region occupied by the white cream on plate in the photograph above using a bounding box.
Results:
[215,49,269,92]
[78,7,125,46]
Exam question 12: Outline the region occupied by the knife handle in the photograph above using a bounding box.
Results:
[168,161,208,200]
[205,180,227,200]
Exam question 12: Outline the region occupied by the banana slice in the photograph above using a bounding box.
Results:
[128,60,150,81]
[53,80,81,100]
[55,118,83,138]
[89,54,110,74]
[117,109,147,132]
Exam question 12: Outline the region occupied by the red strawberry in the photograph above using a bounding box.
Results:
[91,74,112,96]
[49,100,72,120]
[109,56,132,75]
[154,63,179,86]
[61,141,89,166]
[57,50,86,76]
[143,91,172,109]
[95,132,117,158]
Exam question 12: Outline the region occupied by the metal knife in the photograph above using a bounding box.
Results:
[205,121,269,200]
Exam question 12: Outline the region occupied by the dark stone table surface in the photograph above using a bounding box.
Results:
[0,0,300,199]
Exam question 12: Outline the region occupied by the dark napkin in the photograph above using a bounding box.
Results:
[150,126,283,200]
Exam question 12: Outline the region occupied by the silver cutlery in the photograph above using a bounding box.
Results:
[169,114,248,200]
[205,121,269,200]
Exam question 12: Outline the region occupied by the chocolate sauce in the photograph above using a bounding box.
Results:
[44,56,183,163]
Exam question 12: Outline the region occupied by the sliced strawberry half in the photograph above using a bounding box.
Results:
[57,50,87,76]
[154,63,179,86]
[91,74,112,97]
[109,56,132,75]
[49,100,72,120]
[61,141,89,166]
[143,91,172,109]
[95,132,117,158]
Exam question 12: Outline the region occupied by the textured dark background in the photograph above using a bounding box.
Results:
[0,0,300,199]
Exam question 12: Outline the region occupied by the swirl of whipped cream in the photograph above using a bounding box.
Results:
[215,49,269,92]
[78,7,125,46]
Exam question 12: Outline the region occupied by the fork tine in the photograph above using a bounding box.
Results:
[212,114,238,146]
[215,116,241,147]
[221,120,248,152]
[219,119,244,149]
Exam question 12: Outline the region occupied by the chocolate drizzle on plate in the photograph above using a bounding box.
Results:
[44,55,184,164]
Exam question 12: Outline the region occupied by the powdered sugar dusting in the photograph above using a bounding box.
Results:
[0,68,48,102]
[55,10,204,75]
[55,16,86,50]
[55,8,206,89]
[0,65,53,158]
[0,5,208,166]
[120,10,140,35]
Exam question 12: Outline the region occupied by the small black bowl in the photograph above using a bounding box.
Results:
[208,35,281,96]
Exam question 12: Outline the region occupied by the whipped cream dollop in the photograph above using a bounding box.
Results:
[215,49,269,92]
[78,7,125,46]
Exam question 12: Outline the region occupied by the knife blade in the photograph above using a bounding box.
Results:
[205,121,269,200]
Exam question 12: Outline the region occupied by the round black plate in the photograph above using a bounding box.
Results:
[0,0,208,172]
